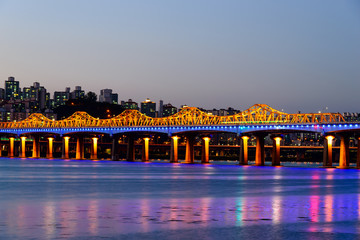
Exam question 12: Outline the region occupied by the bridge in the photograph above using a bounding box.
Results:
[0,104,358,168]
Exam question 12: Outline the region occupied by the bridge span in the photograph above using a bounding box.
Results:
[0,104,359,168]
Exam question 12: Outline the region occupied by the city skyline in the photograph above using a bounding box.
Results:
[1,1,359,113]
[4,75,360,116]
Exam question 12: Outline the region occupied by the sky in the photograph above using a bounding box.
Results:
[0,0,359,113]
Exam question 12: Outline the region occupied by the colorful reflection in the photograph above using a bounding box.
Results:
[0,159,360,239]
[2,192,360,238]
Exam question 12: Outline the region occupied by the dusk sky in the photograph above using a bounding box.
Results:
[0,0,359,113]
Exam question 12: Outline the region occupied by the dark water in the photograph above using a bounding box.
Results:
[1,158,360,239]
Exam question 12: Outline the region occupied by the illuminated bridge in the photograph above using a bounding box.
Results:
[0,104,359,168]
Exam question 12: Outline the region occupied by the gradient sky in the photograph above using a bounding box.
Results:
[0,0,359,113]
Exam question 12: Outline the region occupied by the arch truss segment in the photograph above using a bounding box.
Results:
[0,104,346,129]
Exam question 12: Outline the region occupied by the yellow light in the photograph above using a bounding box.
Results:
[203,137,210,142]
[20,136,26,157]
[48,137,54,158]
[325,135,334,141]
[326,135,334,150]
[9,137,15,157]
[142,137,150,162]
[172,136,179,140]
[274,137,282,144]
[242,136,249,140]
[63,136,70,159]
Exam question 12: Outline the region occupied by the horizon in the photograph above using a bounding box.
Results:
[0,75,356,114]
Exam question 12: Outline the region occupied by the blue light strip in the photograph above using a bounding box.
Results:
[0,123,359,135]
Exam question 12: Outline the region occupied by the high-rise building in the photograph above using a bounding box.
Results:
[99,89,118,104]
[22,87,31,100]
[21,82,48,111]
[53,87,71,108]
[226,107,241,115]
[33,82,40,89]
[162,103,177,117]
[0,88,4,99]
[122,99,139,110]
[99,89,112,103]
[15,82,46,112]
[0,77,58,119]
[45,92,51,109]
[141,98,156,117]
[159,100,163,117]
[70,86,85,100]
[38,86,47,110]
[111,93,118,104]
[5,76,20,100]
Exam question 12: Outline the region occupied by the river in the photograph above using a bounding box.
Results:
[0,158,359,239]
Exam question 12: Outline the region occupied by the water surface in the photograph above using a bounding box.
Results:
[1,158,360,239]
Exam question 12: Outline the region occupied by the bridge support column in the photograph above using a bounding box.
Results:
[32,136,40,158]
[142,137,150,162]
[255,134,266,166]
[357,137,360,169]
[185,135,195,163]
[201,137,210,164]
[20,136,26,158]
[62,136,70,159]
[271,135,282,166]
[338,135,350,169]
[323,135,334,167]
[76,136,84,160]
[126,135,135,161]
[8,137,14,157]
[239,136,249,165]
[47,137,54,158]
[14,138,19,157]
[111,137,120,161]
[170,136,179,163]
[90,137,98,160]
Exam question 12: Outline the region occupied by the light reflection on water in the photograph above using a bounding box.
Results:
[1,158,360,239]
[6,194,357,237]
